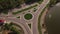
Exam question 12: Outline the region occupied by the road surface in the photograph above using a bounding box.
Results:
[0,0,50,34]
[0,17,31,34]
[31,0,50,34]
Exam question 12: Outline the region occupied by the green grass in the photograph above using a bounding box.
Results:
[38,9,44,34]
[38,3,49,34]
[12,4,37,15]
[33,8,37,12]
[24,13,32,20]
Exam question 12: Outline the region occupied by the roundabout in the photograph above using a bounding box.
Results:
[24,13,33,20]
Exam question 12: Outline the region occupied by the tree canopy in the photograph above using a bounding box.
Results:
[25,0,42,4]
[0,0,42,13]
[49,0,58,7]
[0,0,24,13]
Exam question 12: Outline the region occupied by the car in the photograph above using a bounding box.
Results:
[0,20,4,26]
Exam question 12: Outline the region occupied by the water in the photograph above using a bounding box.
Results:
[45,6,60,34]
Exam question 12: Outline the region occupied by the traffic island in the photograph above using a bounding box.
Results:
[24,13,33,20]
[12,4,37,15]
[28,24,31,28]
[16,16,20,18]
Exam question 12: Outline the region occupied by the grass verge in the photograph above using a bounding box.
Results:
[38,3,49,34]
[12,4,37,15]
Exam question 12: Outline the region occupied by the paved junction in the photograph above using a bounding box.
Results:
[0,0,50,34]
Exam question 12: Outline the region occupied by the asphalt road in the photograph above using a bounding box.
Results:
[0,0,50,34]
[31,0,50,34]
[0,17,31,34]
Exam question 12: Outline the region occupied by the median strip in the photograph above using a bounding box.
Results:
[28,24,31,28]
[38,3,49,34]
[12,4,38,15]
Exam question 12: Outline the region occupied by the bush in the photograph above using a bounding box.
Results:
[25,0,43,4]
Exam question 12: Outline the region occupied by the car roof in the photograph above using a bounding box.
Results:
[0,20,4,22]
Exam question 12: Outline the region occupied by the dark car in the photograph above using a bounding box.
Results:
[0,20,4,26]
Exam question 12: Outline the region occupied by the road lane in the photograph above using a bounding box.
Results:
[0,17,31,34]
[31,0,50,34]
[0,0,50,34]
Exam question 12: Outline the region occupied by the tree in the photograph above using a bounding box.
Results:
[49,0,57,7]
[0,0,24,13]
[25,0,42,4]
